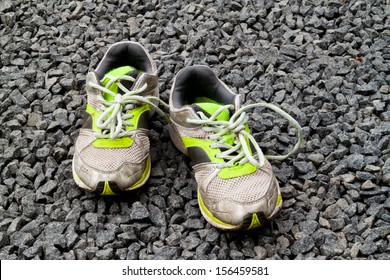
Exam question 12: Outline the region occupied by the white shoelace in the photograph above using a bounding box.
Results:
[88,74,168,139]
[187,103,303,168]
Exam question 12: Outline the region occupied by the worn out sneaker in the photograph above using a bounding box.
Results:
[168,65,302,230]
[72,41,164,195]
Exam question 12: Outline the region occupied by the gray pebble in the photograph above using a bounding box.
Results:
[148,204,166,227]
[10,232,34,247]
[130,202,149,220]
[291,236,315,255]
[140,226,160,243]
[95,248,114,260]
[96,230,115,248]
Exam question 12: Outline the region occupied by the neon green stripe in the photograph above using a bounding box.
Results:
[101,66,135,101]
[181,137,224,163]
[92,137,133,148]
[196,102,229,121]
[276,194,282,206]
[127,104,150,130]
[101,181,117,195]
[87,103,134,148]
[194,97,218,103]
[248,213,262,230]
[218,162,257,179]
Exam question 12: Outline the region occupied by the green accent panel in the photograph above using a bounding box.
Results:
[181,137,224,163]
[92,137,133,148]
[101,181,117,195]
[221,133,234,146]
[218,162,257,179]
[194,97,218,103]
[104,66,135,79]
[198,189,234,228]
[87,102,134,148]
[276,194,283,206]
[127,104,150,130]
[248,213,262,230]
[196,102,230,121]
[101,66,135,101]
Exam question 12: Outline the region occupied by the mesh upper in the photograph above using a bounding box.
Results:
[76,131,94,151]
[197,161,275,203]
[194,165,215,183]
[87,93,102,110]
[176,124,210,139]
[76,132,149,172]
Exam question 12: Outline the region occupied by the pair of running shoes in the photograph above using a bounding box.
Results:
[72,41,302,231]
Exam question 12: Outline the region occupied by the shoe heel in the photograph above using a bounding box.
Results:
[168,123,188,156]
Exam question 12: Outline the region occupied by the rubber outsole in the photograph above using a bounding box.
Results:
[72,156,151,195]
[198,190,282,231]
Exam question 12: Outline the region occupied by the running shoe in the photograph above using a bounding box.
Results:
[72,41,165,195]
[168,65,302,230]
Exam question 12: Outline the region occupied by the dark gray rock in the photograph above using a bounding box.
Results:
[195,242,211,258]
[126,243,141,260]
[366,203,385,217]
[167,194,184,209]
[183,218,204,229]
[7,217,26,233]
[330,218,345,231]
[383,158,390,175]
[254,246,268,259]
[130,202,149,220]
[140,226,160,243]
[154,246,181,260]
[360,241,377,256]
[36,145,52,159]
[95,248,114,260]
[293,161,315,174]
[96,230,116,248]
[356,83,378,95]
[65,230,79,249]
[320,232,347,258]
[39,180,57,195]
[117,230,137,243]
[0,0,12,13]
[181,236,201,250]
[291,236,315,255]
[166,231,182,246]
[229,249,245,260]
[148,204,166,227]
[299,220,318,235]
[10,89,30,108]
[323,204,341,219]
[205,228,220,243]
[345,154,365,171]
[10,232,34,246]
[22,242,43,259]
[0,232,10,247]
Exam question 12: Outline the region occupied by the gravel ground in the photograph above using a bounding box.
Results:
[1,0,389,260]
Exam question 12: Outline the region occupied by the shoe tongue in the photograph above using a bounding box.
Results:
[101,66,139,101]
[193,102,230,121]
